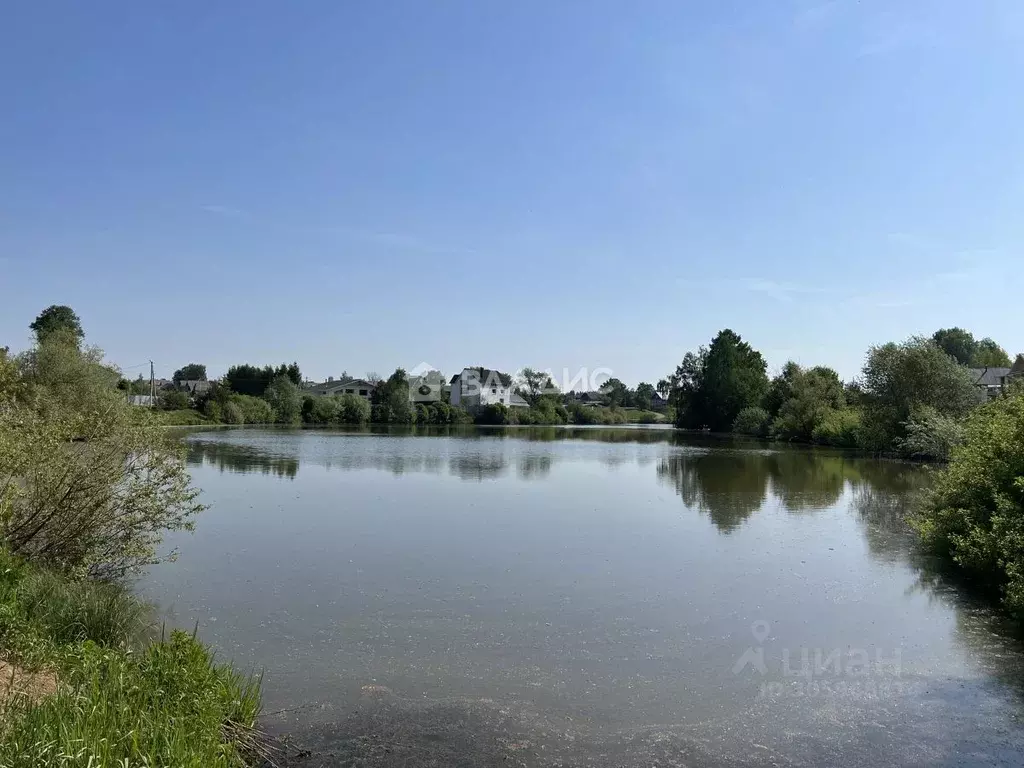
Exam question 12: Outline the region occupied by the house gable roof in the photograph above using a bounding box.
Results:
[969,367,1011,387]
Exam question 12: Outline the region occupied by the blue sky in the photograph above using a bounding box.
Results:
[2,1,1023,385]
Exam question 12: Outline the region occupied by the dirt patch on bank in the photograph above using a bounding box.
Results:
[0,660,56,709]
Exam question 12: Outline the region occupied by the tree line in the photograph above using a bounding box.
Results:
[664,326,1014,460]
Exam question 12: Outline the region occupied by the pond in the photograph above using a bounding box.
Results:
[139,427,1024,767]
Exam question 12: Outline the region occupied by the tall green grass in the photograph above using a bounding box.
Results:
[0,631,262,767]
[0,550,265,767]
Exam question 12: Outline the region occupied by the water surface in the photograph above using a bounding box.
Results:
[140,427,1024,767]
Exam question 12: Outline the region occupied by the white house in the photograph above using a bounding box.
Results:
[449,367,515,411]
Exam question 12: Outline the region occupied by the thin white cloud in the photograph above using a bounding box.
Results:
[199,204,248,218]
[742,279,829,302]
[326,226,476,256]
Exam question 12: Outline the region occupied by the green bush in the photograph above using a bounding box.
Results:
[159,390,191,411]
[914,392,1024,615]
[811,407,862,449]
[203,400,223,422]
[304,395,340,424]
[222,401,245,425]
[896,405,965,461]
[475,403,510,425]
[338,393,371,424]
[733,406,770,437]
[232,394,273,424]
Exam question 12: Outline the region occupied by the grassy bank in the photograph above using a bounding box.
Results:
[0,549,263,767]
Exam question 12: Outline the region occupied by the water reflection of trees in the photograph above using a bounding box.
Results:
[657,451,770,533]
[323,453,446,476]
[848,463,1024,694]
[517,454,552,480]
[186,440,299,479]
[657,448,929,532]
[766,452,848,512]
[448,454,510,481]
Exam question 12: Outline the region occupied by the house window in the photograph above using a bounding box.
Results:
[359,389,368,396]
[346,389,354,394]
[491,388,497,394]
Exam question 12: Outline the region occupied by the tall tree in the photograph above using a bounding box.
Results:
[172,363,207,384]
[264,375,302,424]
[932,327,977,366]
[516,367,557,405]
[860,337,981,451]
[671,330,768,431]
[600,377,630,407]
[635,382,656,410]
[972,338,1012,368]
[29,305,83,344]
[656,378,671,399]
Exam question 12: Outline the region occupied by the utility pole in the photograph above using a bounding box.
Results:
[149,360,155,408]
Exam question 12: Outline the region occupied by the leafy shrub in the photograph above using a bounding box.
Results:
[895,405,965,461]
[232,394,273,424]
[338,393,371,424]
[304,395,340,424]
[222,402,245,425]
[159,390,191,411]
[733,406,770,437]
[811,407,862,449]
[0,340,204,578]
[914,392,1024,615]
[203,400,223,422]
[475,403,509,425]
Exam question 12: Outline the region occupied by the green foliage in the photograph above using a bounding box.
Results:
[203,400,223,422]
[224,362,301,396]
[634,382,656,411]
[895,405,965,461]
[370,368,414,424]
[914,392,1024,616]
[601,377,631,407]
[810,408,861,449]
[222,401,245,425]
[770,365,845,442]
[160,389,191,410]
[672,329,768,432]
[0,631,261,768]
[516,367,557,405]
[973,338,1012,368]
[264,375,302,424]
[932,327,1012,368]
[338,393,372,424]
[0,337,204,578]
[733,406,771,437]
[0,552,261,767]
[932,327,977,366]
[144,409,211,426]
[172,363,207,384]
[860,337,980,452]
[230,394,273,424]
[29,305,83,344]
[9,567,150,649]
[476,403,510,425]
[305,394,340,424]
